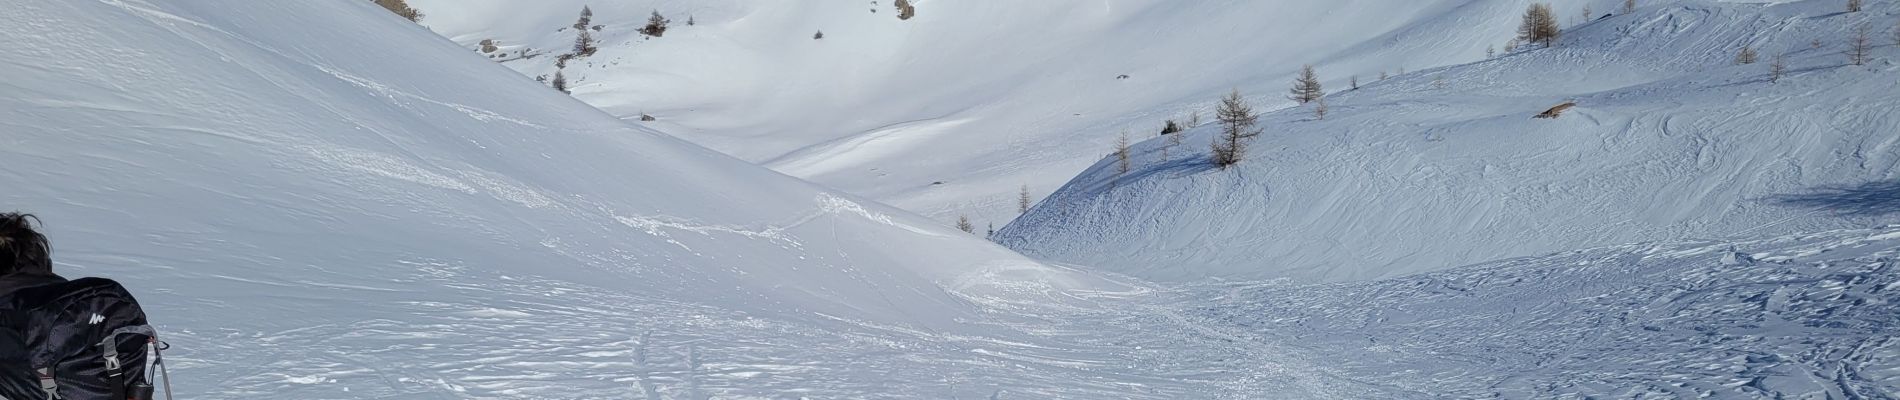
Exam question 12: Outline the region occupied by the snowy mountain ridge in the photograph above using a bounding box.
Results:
[409,0,1552,226]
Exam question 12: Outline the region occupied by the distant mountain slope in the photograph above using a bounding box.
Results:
[410,0,1540,225]
[999,0,1900,282]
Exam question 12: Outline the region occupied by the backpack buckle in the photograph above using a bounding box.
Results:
[36,366,58,398]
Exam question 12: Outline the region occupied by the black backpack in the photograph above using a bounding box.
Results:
[0,278,163,400]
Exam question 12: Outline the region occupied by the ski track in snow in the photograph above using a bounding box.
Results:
[177,228,1900,399]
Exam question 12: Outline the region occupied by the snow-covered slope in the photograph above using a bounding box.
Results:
[1183,226,1900,398]
[409,0,1550,226]
[0,0,1127,397]
[1000,0,1900,283]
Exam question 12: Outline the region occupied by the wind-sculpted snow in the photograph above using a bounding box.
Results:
[1001,0,1900,283]
[1183,227,1900,398]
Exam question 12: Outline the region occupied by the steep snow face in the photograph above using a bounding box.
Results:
[0,0,1123,396]
[999,0,1900,283]
[410,0,1548,226]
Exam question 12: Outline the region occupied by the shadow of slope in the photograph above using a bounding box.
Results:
[1769,180,1900,217]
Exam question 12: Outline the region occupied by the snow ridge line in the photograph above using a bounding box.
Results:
[99,0,546,129]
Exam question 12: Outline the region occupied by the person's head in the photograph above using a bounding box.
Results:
[0,213,53,275]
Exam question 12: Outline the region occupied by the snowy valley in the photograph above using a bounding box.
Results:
[0,0,1895,398]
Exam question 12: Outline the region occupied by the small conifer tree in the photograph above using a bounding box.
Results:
[1211,90,1261,168]
[1018,185,1032,214]
[1288,65,1323,104]
[641,10,671,37]
[1115,131,1132,176]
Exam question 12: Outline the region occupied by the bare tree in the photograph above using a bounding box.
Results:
[1519,3,1561,48]
[373,0,423,22]
[1849,24,1872,66]
[956,215,974,233]
[1847,0,1862,12]
[1581,5,1593,25]
[1623,0,1637,14]
[1505,39,1520,53]
[1115,131,1132,176]
[1211,90,1261,168]
[1288,65,1323,104]
[1314,97,1329,120]
[1769,52,1787,83]
[1163,129,1183,162]
[1892,18,1900,47]
[1486,45,1496,59]
[1735,46,1758,65]
[552,70,569,93]
[1186,110,1202,128]
[641,10,671,37]
[1350,75,1360,90]
[1379,70,1389,80]
[1018,185,1033,214]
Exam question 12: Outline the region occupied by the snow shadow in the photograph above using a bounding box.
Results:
[1769,180,1900,217]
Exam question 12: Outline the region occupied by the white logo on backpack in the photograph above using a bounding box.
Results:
[88,313,105,324]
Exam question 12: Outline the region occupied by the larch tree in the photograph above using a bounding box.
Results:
[956,215,974,233]
[1735,46,1758,65]
[1350,75,1360,90]
[1018,185,1032,214]
[1115,131,1132,176]
[1892,18,1900,47]
[552,70,569,93]
[1314,97,1329,120]
[1519,3,1561,48]
[1623,0,1637,14]
[1288,65,1323,104]
[1211,90,1261,168]
[1849,24,1871,66]
[1848,0,1862,12]
[1769,53,1787,83]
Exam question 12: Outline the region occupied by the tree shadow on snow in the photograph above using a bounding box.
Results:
[1768,180,1900,217]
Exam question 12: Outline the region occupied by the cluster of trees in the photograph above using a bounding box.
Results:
[372,0,422,22]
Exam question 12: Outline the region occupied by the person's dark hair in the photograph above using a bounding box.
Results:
[0,213,53,275]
